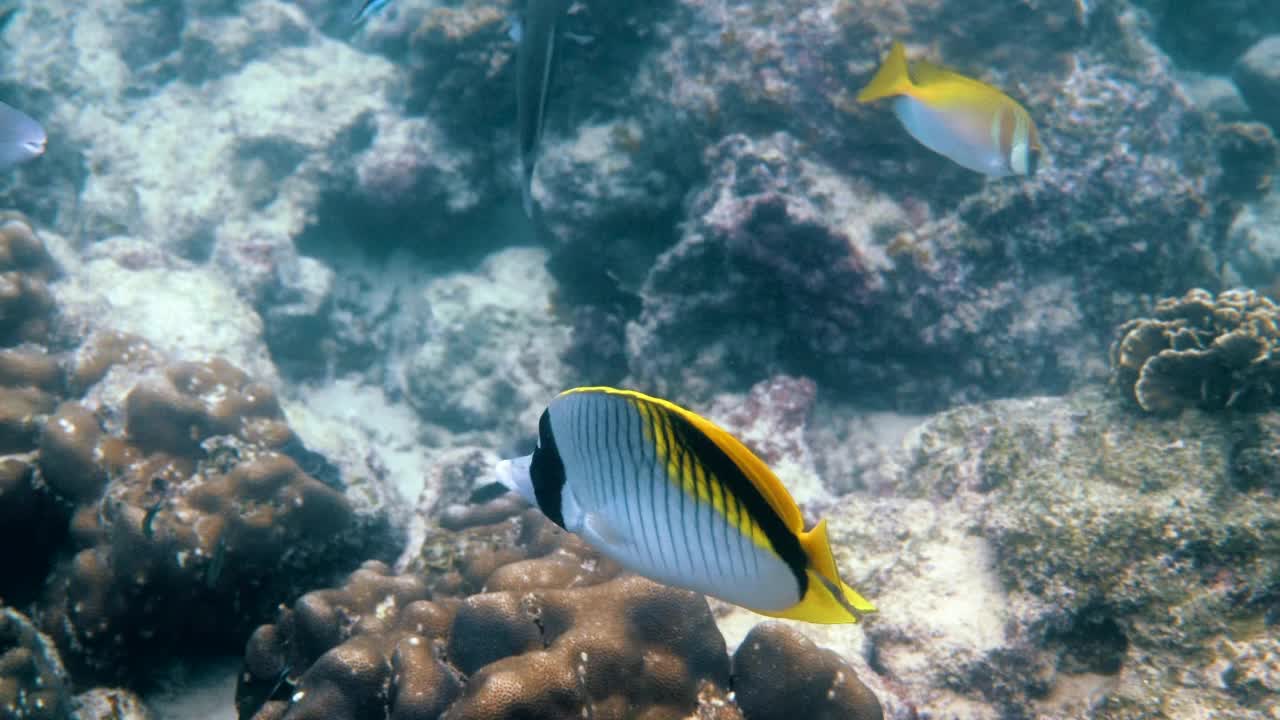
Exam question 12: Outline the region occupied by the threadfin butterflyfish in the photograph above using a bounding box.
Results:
[857,41,1042,176]
[494,387,876,624]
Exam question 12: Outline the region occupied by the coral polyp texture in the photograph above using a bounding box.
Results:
[0,608,70,720]
[38,356,390,680]
[236,506,882,720]
[0,215,70,608]
[1110,288,1280,412]
[0,214,59,348]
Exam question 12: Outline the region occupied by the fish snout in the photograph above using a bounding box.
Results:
[25,135,47,158]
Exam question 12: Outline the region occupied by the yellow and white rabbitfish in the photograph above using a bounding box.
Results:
[857,40,1042,176]
[494,387,876,624]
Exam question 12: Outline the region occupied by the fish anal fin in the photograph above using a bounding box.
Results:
[750,566,874,624]
[801,519,877,615]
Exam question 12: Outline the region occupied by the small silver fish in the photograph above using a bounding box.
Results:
[351,0,391,25]
[0,101,45,170]
[515,0,571,218]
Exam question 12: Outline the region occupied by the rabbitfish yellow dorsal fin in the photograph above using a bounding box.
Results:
[560,387,805,532]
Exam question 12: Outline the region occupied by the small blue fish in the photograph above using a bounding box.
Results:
[351,0,392,25]
[0,101,45,170]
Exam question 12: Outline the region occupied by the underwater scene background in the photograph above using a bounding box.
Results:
[0,0,1278,718]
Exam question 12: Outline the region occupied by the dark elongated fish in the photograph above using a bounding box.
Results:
[495,387,877,624]
[0,101,45,169]
[515,0,570,218]
[350,0,391,24]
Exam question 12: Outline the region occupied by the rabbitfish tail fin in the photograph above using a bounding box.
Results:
[857,40,914,103]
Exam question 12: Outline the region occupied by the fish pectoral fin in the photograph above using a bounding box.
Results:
[582,511,631,548]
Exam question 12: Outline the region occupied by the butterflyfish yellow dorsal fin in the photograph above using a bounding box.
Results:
[559,387,805,532]
[856,40,914,103]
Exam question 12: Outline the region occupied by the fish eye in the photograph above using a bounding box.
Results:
[1026,146,1041,175]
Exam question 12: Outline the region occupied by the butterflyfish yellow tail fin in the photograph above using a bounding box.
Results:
[857,40,913,103]
[801,519,877,616]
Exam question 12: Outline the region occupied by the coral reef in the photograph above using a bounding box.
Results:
[627,132,1105,411]
[1110,288,1280,413]
[518,0,1232,413]
[237,504,882,720]
[0,0,1276,717]
[0,608,70,720]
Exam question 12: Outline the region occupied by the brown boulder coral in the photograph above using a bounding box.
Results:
[0,214,59,348]
[1110,288,1280,412]
[0,456,67,607]
[237,500,883,720]
[732,622,882,720]
[0,607,70,720]
[0,216,71,607]
[37,355,391,681]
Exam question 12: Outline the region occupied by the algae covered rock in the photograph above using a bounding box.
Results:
[1234,35,1280,132]
[404,247,570,436]
[1110,288,1280,413]
[845,389,1280,718]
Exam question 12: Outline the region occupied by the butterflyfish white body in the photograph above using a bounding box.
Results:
[858,41,1042,176]
[494,387,876,624]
